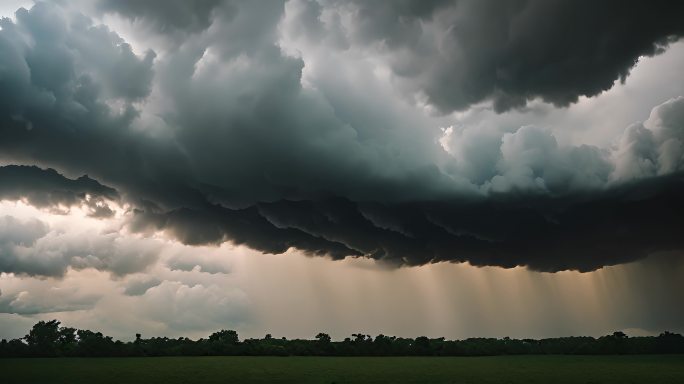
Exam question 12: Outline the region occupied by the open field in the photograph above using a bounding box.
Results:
[1,355,683,384]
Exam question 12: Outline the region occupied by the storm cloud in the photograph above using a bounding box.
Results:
[286,0,684,112]
[97,0,224,34]
[1,1,684,273]
[129,170,683,272]
[0,165,118,216]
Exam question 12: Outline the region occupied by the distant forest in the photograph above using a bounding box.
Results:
[2,320,683,357]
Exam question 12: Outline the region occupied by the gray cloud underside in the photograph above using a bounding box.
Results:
[0,165,118,217]
[3,164,683,273]
[1,2,683,272]
[133,171,684,272]
[123,276,162,296]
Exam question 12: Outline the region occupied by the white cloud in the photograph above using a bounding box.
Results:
[0,214,161,277]
[438,96,684,194]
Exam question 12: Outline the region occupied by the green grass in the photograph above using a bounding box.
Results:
[1,355,683,384]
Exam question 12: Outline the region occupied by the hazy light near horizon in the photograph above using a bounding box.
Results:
[1,198,682,341]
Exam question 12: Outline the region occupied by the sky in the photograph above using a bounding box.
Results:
[0,0,683,341]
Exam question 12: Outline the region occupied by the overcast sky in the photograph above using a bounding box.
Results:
[0,0,683,341]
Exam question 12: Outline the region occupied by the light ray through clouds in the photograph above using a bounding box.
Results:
[1,199,682,340]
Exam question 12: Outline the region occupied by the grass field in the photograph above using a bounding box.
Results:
[1,355,683,383]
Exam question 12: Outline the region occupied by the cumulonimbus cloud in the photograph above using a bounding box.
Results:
[1,1,683,273]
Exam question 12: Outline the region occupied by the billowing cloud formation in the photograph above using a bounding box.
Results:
[0,214,160,277]
[0,215,47,251]
[284,0,684,112]
[123,275,162,296]
[614,97,684,179]
[441,97,684,192]
[98,0,224,34]
[0,284,100,315]
[0,1,683,273]
[139,281,249,331]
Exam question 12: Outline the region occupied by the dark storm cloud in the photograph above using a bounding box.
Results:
[302,0,684,112]
[1,2,684,272]
[0,165,118,216]
[326,0,452,49]
[0,2,198,209]
[97,0,224,34]
[129,204,360,259]
[1,3,155,102]
[129,171,683,272]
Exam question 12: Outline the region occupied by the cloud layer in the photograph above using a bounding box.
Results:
[0,165,118,217]
[0,1,683,273]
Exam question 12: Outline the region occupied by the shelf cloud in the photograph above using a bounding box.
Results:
[1,1,683,273]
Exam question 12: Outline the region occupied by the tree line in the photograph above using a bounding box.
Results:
[1,320,683,357]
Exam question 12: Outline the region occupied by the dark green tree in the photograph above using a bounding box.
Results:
[24,320,61,356]
[315,333,331,343]
[209,330,239,344]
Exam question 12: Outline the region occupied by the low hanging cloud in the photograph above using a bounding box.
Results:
[0,165,118,217]
[0,1,683,273]
[0,285,100,315]
[123,275,162,296]
[0,270,251,335]
[137,280,250,332]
